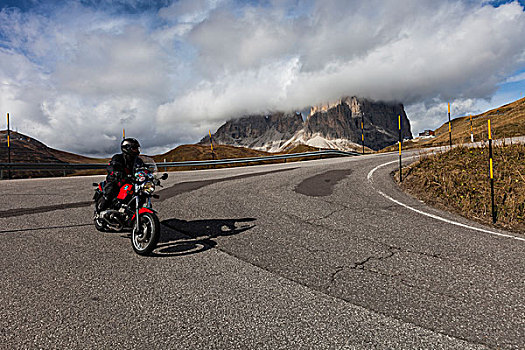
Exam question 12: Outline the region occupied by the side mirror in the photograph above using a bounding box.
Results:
[161,173,168,180]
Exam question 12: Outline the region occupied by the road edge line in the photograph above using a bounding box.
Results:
[367,159,525,243]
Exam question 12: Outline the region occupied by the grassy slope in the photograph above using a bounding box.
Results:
[381,97,525,152]
[49,149,107,164]
[153,144,270,162]
[430,97,525,146]
[0,130,106,164]
[283,144,323,153]
[399,144,525,233]
[0,131,107,178]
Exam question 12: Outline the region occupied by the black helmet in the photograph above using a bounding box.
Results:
[121,138,140,156]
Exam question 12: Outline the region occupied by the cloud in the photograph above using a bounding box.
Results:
[406,98,481,134]
[505,71,525,83]
[0,0,524,155]
[157,0,525,138]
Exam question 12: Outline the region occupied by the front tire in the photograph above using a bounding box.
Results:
[131,212,160,255]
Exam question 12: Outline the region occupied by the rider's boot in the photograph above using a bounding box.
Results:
[97,195,112,219]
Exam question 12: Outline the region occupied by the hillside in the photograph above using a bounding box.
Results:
[0,130,105,164]
[0,130,107,178]
[398,144,524,233]
[382,97,525,152]
[430,97,525,146]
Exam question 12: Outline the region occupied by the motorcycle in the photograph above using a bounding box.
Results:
[92,156,168,255]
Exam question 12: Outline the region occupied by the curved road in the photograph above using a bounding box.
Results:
[1,152,524,349]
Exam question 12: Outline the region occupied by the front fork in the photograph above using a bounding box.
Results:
[134,188,152,234]
[135,190,141,234]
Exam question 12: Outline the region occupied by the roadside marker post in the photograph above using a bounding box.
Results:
[361,115,365,154]
[398,115,402,182]
[448,103,452,148]
[209,130,216,160]
[123,128,125,139]
[7,113,11,179]
[488,119,496,224]
[469,114,473,142]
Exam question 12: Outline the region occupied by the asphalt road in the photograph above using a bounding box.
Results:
[1,152,524,349]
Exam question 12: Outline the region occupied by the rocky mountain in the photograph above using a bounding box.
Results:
[201,97,412,152]
[201,112,304,152]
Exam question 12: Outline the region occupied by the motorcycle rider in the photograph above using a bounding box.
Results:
[97,138,143,215]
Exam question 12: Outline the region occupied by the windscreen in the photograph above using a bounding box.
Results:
[135,155,157,176]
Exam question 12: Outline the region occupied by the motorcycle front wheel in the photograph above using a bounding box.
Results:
[131,212,160,255]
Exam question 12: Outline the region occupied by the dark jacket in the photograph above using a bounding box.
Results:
[106,153,144,184]
[98,154,145,209]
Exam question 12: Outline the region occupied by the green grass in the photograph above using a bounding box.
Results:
[398,144,525,233]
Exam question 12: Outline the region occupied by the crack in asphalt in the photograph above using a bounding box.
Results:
[327,248,400,292]
[353,247,398,269]
[329,266,346,290]
[309,207,348,223]
[208,233,483,348]
[284,206,453,300]
[327,246,461,301]
[360,236,443,260]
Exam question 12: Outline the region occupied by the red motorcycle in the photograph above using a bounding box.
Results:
[93,156,168,255]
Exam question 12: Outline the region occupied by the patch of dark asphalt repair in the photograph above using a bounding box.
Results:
[295,169,352,197]
[0,167,297,218]
[156,167,297,202]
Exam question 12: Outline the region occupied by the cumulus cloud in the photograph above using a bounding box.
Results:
[157,0,525,140]
[0,0,524,155]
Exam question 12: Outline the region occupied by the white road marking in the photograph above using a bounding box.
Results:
[367,159,525,242]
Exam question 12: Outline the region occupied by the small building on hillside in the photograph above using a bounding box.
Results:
[418,130,435,137]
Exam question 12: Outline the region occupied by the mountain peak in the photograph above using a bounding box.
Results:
[204,97,412,152]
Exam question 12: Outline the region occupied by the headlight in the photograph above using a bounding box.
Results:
[136,170,147,182]
[142,181,155,194]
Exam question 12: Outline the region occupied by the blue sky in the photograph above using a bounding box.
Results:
[0,0,524,155]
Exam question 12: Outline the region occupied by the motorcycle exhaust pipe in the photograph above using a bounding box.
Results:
[101,210,124,231]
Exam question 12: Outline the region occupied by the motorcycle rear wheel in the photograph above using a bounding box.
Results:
[131,212,160,255]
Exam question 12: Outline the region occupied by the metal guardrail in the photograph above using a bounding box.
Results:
[0,150,360,175]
